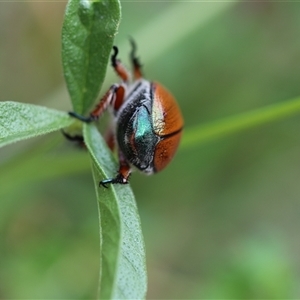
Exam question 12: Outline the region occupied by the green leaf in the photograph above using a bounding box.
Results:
[83,123,147,300]
[62,0,121,115]
[0,101,73,148]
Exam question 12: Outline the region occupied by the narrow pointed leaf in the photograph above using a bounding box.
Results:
[0,101,73,148]
[62,0,121,115]
[83,123,147,300]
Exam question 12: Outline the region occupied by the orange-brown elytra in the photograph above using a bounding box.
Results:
[69,39,183,187]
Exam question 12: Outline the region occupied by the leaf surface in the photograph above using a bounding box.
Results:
[83,123,147,299]
[0,101,72,148]
[62,0,121,115]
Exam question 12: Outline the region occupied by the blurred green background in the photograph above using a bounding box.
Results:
[1,1,300,299]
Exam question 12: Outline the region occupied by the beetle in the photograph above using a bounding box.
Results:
[69,40,184,187]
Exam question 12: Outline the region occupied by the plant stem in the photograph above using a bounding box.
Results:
[182,96,300,150]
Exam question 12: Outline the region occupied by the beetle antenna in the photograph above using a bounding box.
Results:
[111,46,119,67]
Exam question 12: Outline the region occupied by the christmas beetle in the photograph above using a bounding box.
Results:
[69,40,183,187]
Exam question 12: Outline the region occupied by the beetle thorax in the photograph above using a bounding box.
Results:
[116,79,151,118]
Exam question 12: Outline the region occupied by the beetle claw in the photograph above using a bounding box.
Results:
[61,129,84,142]
[99,174,129,188]
[111,46,119,67]
[99,180,110,189]
[68,111,94,123]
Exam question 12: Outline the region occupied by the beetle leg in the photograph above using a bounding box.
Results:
[61,129,86,148]
[69,84,118,122]
[69,47,129,122]
[89,84,118,119]
[129,38,143,80]
[61,129,84,142]
[111,46,130,82]
[104,125,115,151]
[100,151,131,188]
